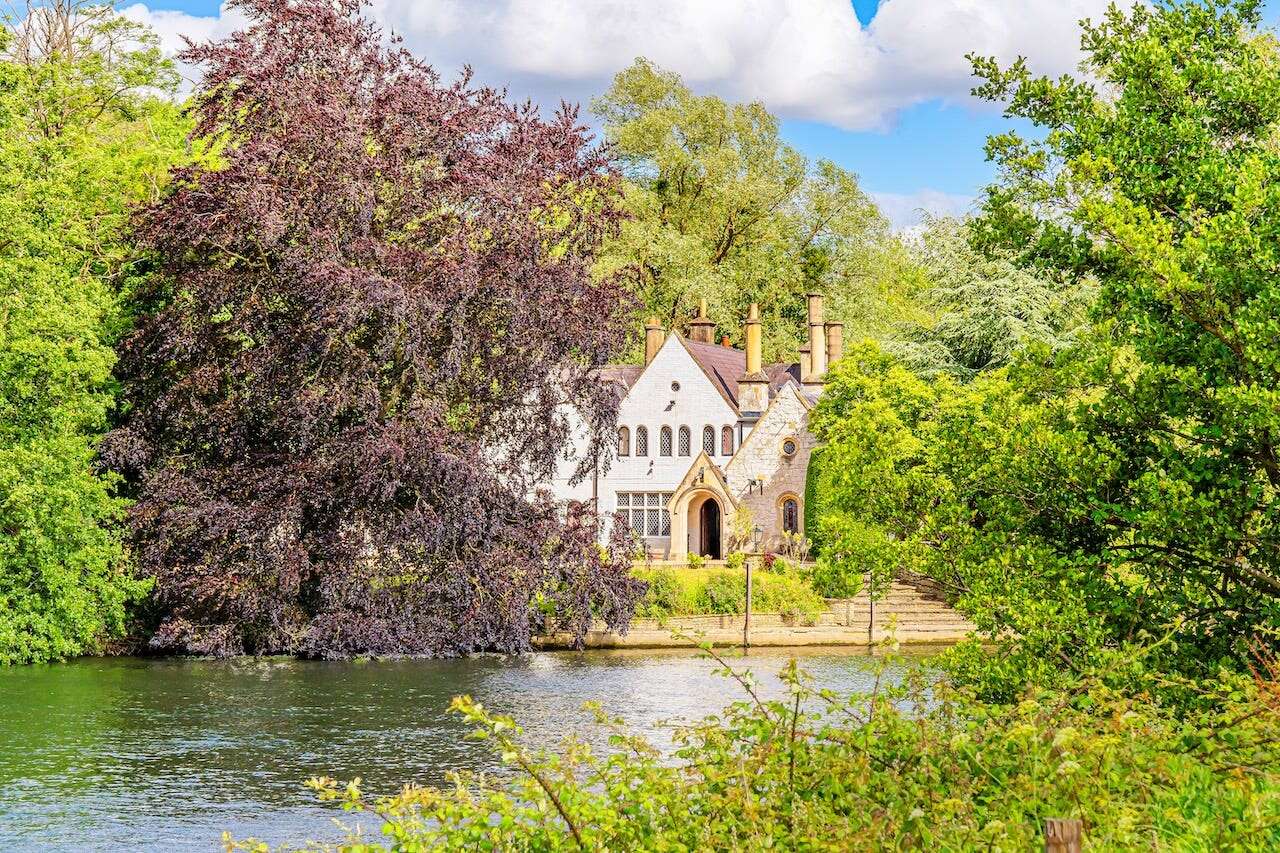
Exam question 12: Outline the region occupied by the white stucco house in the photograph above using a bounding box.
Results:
[550,294,842,560]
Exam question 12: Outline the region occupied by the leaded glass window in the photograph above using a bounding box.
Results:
[678,426,691,456]
[660,426,672,456]
[636,426,649,457]
[702,425,715,455]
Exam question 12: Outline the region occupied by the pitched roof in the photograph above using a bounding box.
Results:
[598,364,644,391]
[680,337,748,411]
[602,334,807,414]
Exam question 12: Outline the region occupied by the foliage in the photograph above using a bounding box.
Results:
[686,553,706,570]
[103,0,643,657]
[592,59,916,360]
[0,4,185,662]
[959,0,1280,678]
[631,566,823,621]
[228,648,1280,851]
[890,216,1095,379]
[696,569,823,622]
[724,551,746,571]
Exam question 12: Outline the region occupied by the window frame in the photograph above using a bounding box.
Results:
[635,425,649,457]
[678,426,691,457]
[702,425,716,456]
[721,425,734,456]
[618,426,630,457]
[660,426,673,457]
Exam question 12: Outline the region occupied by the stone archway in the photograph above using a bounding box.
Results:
[666,452,738,562]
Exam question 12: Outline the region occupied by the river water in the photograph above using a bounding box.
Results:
[0,646,929,851]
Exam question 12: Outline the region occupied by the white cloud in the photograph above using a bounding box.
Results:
[871,189,974,234]
[121,0,1112,130]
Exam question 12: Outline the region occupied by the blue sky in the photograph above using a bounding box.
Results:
[126,0,1280,229]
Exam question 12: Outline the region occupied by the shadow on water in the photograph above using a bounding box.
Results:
[0,645,937,851]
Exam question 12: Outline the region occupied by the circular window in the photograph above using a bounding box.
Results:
[781,437,798,457]
[671,381,681,392]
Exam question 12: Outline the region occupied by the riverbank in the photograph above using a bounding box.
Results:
[535,578,976,649]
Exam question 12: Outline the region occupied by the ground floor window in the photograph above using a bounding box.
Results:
[781,496,800,534]
[616,491,673,538]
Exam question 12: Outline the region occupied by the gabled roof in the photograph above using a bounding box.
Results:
[669,450,739,512]
[678,336,747,412]
[598,364,644,391]
[601,333,807,415]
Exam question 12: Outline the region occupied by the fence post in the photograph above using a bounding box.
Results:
[1043,818,1082,853]
[743,557,752,648]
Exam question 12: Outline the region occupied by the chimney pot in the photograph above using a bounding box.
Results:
[689,298,716,344]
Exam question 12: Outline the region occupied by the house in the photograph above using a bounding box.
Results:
[550,294,842,560]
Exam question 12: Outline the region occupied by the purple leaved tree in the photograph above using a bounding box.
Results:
[105,0,643,657]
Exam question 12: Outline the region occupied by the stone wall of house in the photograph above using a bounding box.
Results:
[725,388,817,552]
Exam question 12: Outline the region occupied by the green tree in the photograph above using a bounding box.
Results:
[968,0,1280,668]
[891,216,1094,379]
[0,4,187,663]
[593,59,912,360]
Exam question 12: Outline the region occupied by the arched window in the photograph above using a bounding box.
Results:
[618,426,630,457]
[782,497,800,534]
[678,426,691,457]
[721,425,734,456]
[702,425,716,456]
[636,426,649,457]
[660,426,673,456]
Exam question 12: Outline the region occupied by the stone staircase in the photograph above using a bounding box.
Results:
[534,573,977,650]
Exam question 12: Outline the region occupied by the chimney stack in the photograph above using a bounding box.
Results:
[689,298,716,344]
[803,293,827,387]
[644,317,664,365]
[825,321,844,367]
[737,303,769,414]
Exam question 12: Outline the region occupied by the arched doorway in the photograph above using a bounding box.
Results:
[698,499,721,558]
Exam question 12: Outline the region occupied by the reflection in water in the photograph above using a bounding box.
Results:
[0,646,931,851]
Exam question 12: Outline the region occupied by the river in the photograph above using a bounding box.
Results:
[0,646,931,851]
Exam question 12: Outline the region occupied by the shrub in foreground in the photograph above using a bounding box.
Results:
[228,648,1280,851]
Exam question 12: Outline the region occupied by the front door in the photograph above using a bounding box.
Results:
[699,500,721,558]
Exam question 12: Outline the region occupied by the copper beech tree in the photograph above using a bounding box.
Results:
[104,0,642,656]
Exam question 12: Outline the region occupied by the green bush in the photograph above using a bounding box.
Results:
[232,652,1280,851]
[724,551,746,571]
[696,570,745,614]
[632,568,689,619]
[686,553,706,569]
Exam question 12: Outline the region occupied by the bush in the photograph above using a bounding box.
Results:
[724,551,746,571]
[632,568,689,619]
[231,650,1280,851]
[686,553,706,569]
[696,570,745,614]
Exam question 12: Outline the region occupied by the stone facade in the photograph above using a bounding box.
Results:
[724,386,816,552]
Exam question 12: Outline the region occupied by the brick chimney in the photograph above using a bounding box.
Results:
[803,293,827,389]
[825,321,844,366]
[644,317,665,365]
[736,303,769,414]
[689,298,716,344]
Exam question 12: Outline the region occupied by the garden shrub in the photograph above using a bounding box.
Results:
[724,552,746,571]
[632,568,689,619]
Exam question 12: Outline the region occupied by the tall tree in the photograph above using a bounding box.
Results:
[593,59,906,360]
[890,216,1094,379]
[105,0,643,657]
[0,3,185,663]
[965,0,1280,670]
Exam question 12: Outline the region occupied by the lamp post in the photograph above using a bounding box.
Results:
[745,525,762,649]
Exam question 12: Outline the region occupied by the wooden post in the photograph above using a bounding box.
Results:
[1044,818,1082,853]
[743,557,752,649]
